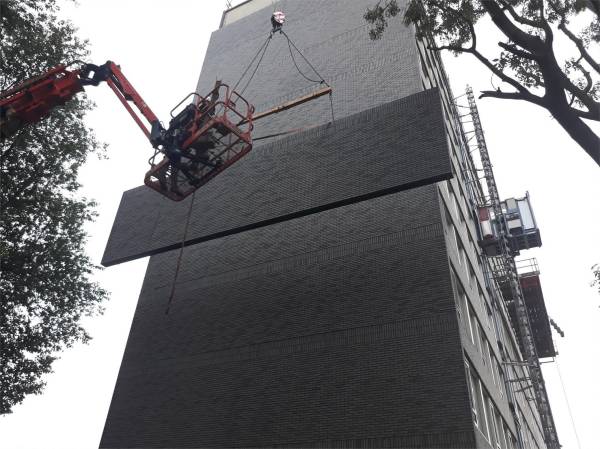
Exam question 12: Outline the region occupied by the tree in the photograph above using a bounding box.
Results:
[365,0,600,166]
[593,264,600,294]
[0,0,108,414]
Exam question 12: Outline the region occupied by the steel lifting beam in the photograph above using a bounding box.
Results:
[240,86,333,125]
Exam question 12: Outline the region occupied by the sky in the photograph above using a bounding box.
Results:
[0,1,598,448]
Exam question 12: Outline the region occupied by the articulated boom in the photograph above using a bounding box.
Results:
[0,61,254,201]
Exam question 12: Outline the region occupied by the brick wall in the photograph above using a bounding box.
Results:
[100,1,476,447]
[101,186,475,448]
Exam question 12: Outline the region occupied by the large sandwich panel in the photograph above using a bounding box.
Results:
[102,88,451,266]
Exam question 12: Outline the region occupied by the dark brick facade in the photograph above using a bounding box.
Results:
[100,1,477,447]
[101,186,474,448]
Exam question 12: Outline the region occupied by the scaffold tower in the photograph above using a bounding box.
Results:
[462,86,560,449]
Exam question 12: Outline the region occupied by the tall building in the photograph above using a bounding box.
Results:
[100,1,559,448]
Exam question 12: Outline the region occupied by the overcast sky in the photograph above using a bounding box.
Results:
[0,1,598,448]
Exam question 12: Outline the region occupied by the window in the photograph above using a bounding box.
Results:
[468,231,477,257]
[453,271,465,319]
[478,323,487,364]
[520,412,531,449]
[469,263,476,288]
[476,380,490,441]
[496,360,505,398]
[493,408,506,449]
[506,430,517,449]
[465,362,479,426]
[487,397,499,448]
[484,300,493,330]
[488,345,496,385]
[444,204,453,229]
[419,50,428,78]
[458,239,467,267]
[467,305,478,346]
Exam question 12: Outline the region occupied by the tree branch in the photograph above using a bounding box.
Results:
[479,90,534,101]
[497,0,544,29]
[480,0,547,54]
[428,44,472,52]
[558,69,600,118]
[558,21,600,75]
[537,0,554,45]
[574,58,594,95]
[573,107,600,120]
[498,42,536,60]
[422,0,478,50]
[470,47,536,98]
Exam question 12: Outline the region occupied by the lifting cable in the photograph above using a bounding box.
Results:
[233,34,273,95]
[281,30,327,86]
[232,27,335,124]
[281,29,335,123]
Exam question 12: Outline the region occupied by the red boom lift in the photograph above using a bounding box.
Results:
[0,61,255,201]
[0,12,333,201]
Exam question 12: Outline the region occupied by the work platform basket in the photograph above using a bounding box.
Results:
[144,83,254,201]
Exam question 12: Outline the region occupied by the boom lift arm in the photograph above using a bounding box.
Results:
[1,60,255,201]
[0,12,334,202]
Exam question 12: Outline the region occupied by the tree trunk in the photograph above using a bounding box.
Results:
[548,104,600,166]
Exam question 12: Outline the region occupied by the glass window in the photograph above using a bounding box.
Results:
[487,396,499,448]
[465,362,479,426]
[506,430,517,449]
[469,263,476,288]
[444,204,453,229]
[496,360,505,398]
[458,240,467,268]
[488,345,496,385]
[453,271,465,319]
[485,301,493,330]
[494,408,506,449]
[467,305,478,347]
[479,323,487,365]
[475,379,490,441]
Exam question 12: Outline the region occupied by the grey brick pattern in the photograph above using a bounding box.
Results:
[102,89,451,266]
[100,186,475,448]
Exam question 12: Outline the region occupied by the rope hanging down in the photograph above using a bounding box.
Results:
[165,191,196,315]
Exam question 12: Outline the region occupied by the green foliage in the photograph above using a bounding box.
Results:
[365,0,600,165]
[0,0,108,414]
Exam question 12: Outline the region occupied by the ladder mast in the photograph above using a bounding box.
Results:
[465,87,559,449]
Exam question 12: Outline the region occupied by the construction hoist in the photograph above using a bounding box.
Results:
[0,11,332,201]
